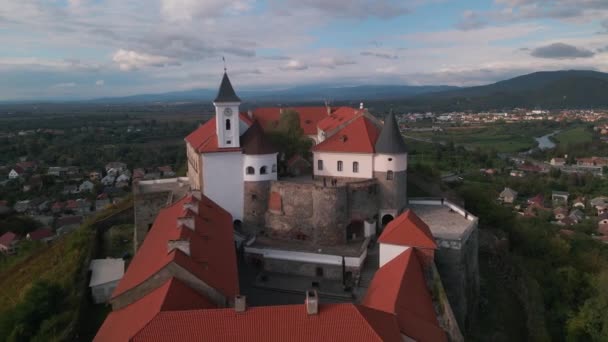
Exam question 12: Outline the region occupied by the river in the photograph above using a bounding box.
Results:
[525,130,559,153]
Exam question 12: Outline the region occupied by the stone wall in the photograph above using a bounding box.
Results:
[264,180,379,246]
[243,181,271,234]
[262,258,344,280]
[434,227,479,331]
[133,191,172,251]
[374,170,407,212]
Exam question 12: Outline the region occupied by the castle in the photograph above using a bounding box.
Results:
[120,72,479,340]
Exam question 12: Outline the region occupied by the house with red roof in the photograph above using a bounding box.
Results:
[378,210,438,267]
[8,166,24,180]
[26,228,55,243]
[96,192,448,342]
[0,232,20,254]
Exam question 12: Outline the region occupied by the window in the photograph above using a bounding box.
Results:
[337,161,343,172]
[272,164,277,173]
[353,161,359,173]
[318,160,323,171]
[225,119,231,130]
[260,166,268,174]
[246,166,255,175]
[387,170,394,180]
[226,140,231,145]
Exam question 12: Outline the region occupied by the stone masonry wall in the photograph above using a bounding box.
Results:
[243,181,271,235]
[265,180,379,245]
[133,191,171,251]
[374,170,407,212]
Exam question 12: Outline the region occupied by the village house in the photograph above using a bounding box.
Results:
[62,184,79,195]
[13,200,31,214]
[89,171,102,181]
[569,209,585,224]
[47,166,68,177]
[105,162,128,173]
[550,157,566,166]
[553,207,568,221]
[79,180,95,193]
[89,258,125,304]
[552,191,569,205]
[572,197,586,209]
[8,166,24,179]
[510,170,525,177]
[157,165,175,178]
[0,232,19,254]
[16,161,37,172]
[101,175,115,186]
[27,228,55,243]
[498,187,518,204]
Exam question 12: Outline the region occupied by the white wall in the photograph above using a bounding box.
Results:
[243,154,278,181]
[202,152,244,220]
[245,247,367,268]
[214,102,241,148]
[379,243,409,267]
[373,153,408,172]
[313,152,373,179]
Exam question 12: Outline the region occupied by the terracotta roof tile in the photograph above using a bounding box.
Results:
[94,277,216,342]
[312,116,379,154]
[378,210,437,249]
[363,249,447,342]
[251,107,329,135]
[112,194,239,300]
[0,232,18,246]
[132,304,401,342]
[317,107,362,132]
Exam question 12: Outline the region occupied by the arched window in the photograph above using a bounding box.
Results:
[337,161,343,172]
[387,170,394,180]
[246,166,255,175]
[353,161,359,173]
[260,166,268,174]
[272,164,277,173]
[225,119,231,130]
[318,160,323,171]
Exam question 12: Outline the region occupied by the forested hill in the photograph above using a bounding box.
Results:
[396,70,608,111]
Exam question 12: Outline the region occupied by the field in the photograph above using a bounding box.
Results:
[552,126,593,146]
[406,123,556,153]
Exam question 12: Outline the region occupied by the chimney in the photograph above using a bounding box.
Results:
[234,295,247,313]
[280,107,284,115]
[359,102,364,110]
[325,100,331,115]
[305,290,318,315]
[247,109,253,119]
[177,216,195,230]
[167,240,190,256]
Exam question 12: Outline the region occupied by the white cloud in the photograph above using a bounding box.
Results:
[280,60,308,71]
[112,49,180,71]
[160,0,253,21]
[96,79,105,86]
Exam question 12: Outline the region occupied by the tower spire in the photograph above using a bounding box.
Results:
[222,56,227,73]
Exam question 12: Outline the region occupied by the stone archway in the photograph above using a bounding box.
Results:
[233,220,242,230]
[381,214,394,227]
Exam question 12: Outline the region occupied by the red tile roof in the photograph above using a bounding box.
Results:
[378,210,437,249]
[312,116,380,154]
[363,249,447,342]
[185,119,241,154]
[132,304,402,342]
[94,277,216,342]
[251,107,330,135]
[0,232,18,247]
[27,228,54,241]
[317,107,362,132]
[112,194,238,300]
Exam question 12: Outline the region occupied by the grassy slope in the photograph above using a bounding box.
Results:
[553,126,593,146]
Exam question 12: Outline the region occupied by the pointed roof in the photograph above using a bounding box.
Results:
[214,72,241,103]
[240,121,278,155]
[374,112,407,154]
[363,249,447,341]
[378,210,437,249]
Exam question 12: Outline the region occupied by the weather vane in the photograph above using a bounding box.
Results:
[222,56,227,72]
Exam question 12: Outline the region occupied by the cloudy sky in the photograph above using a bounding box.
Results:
[1,0,607,100]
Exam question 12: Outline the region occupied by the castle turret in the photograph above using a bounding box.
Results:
[241,121,278,233]
[373,112,408,226]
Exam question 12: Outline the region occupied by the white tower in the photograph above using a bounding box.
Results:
[214,72,241,148]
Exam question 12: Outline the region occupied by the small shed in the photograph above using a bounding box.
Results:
[89,258,125,304]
